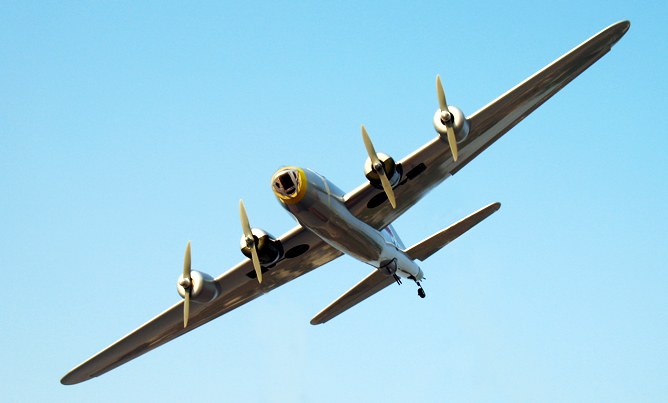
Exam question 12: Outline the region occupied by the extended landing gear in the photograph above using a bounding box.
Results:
[408,275,426,298]
[417,282,426,298]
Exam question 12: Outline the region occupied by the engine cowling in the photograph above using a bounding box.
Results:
[433,105,469,144]
[240,228,283,266]
[177,270,219,303]
[363,152,402,190]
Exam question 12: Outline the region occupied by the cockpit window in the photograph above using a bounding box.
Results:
[273,170,300,198]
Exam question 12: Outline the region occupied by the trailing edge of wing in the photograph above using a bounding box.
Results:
[405,202,501,261]
[310,270,395,325]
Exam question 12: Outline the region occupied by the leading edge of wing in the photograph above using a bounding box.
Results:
[61,225,342,385]
[344,21,630,230]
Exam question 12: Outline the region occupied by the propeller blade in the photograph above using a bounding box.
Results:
[239,199,263,283]
[436,74,448,112]
[378,168,396,208]
[447,125,458,161]
[183,290,190,328]
[436,74,458,161]
[239,200,252,238]
[182,241,192,328]
[183,241,191,279]
[250,243,262,284]
[361,125,379,165]
[361,125,396,209]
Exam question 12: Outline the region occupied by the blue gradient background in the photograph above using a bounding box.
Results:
[1,1,666,402]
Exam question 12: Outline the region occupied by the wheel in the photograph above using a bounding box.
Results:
[418,288,426,298]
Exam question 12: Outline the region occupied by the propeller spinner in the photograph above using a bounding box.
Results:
[361,125,396,209]
[436,74,458,161]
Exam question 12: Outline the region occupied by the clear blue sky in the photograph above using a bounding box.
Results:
[2,1,666,402]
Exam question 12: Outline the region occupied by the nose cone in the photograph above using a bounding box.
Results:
[271,167,307,204]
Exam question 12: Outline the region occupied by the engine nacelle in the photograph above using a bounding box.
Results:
[177,270,219,303]
[240,228,284,265]
[363,152,402,190]
[433,105,469,144]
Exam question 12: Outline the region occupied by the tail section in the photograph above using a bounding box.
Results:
[405,202,500,261]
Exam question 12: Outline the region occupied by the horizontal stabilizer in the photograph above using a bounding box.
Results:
[310,269,395,325]
[405,202,500,261]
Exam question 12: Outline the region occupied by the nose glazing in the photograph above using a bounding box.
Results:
[272,168,301,200]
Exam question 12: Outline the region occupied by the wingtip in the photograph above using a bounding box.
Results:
[310,314,325,325]
[612,20,631,37]
[603,20,631,46]
[60,371,86,386]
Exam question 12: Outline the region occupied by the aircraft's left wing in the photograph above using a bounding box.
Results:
[61,225,342,385]
[345,21,630,230]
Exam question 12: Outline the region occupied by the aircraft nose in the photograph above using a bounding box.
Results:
[271,167,306,204]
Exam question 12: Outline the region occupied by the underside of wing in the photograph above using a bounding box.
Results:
[344,21,630,230]
[310,269,396,325]
[61,225,342,385]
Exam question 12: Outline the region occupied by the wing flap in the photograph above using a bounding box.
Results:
[310,269,395,325]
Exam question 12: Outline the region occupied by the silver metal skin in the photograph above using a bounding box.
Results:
[272,167,423,280]
[60,21,630,386]
[177,270,219,303]
[433,105,469,143]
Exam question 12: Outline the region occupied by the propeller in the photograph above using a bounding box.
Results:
[179,241,192,328]
[436,74,458,161]
[361,125,396,209]
[239,199,263,283]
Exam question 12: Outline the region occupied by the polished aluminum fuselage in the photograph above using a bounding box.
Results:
[273,167,423,280]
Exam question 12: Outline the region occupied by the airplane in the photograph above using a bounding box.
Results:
[61,20,630,385]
